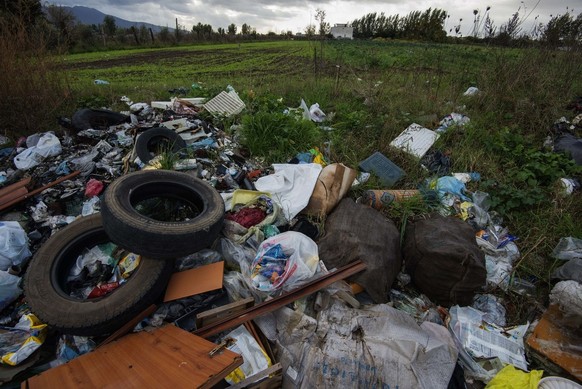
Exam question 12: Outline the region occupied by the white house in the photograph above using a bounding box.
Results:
[330,23,353,39]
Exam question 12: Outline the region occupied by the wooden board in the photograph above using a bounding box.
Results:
[164,261,224,302]
[526,304,582,381]
[23,325,242,389]
[196,297,255,329]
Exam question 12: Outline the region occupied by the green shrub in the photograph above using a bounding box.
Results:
[240,111,322,164]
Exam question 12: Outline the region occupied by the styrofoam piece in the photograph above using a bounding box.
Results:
[538,377,582,389]
[203,91,245,117]
[161,118,189,131]
[390,123,440,158]
[151,97,206,110]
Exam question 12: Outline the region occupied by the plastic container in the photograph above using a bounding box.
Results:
[358,152,405,187]
[538,376,582,389]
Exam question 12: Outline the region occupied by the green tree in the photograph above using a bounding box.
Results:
[102,15,116,36]
[241,23,251,35]
[227,23,237,35]
[315,9,330,36]
[305,24,316,37]
[0,0,44,27]
[45,5,76,48]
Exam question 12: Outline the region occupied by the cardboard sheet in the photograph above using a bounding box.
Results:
[390,123,440,158]
[164,261,224,302]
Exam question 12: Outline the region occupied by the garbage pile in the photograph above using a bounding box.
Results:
[0,86,581,388]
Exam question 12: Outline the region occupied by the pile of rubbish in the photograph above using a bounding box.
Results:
[0,86,581,388]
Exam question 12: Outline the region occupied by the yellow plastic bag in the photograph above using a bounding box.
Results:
[485,365,543,389]
[0,314,47,366]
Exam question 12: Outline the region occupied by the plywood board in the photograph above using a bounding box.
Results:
[526,304,582,381]
[24,325,242,389]
[164,261,224,302]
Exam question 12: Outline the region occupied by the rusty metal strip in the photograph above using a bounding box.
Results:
[194,260,366,338]
[0,171,80,212]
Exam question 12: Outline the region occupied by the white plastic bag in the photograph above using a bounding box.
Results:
[250,231,320,294]
[0,222,31,271]
[224,325,271,384]
[254,163,322,221]
[0,270,22,311]
[13,133,61,170]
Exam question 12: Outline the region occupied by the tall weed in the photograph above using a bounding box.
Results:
[0,19,71,137]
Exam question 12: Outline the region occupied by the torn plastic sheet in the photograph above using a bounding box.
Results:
[476,237,520,291]
[448,305,529,375]
[552,237,582,260]
[223,325,271,385]
[0,314,47,366]
[274,299,458,388]
[0,222,31,271]
[390,123,439,158]
[254,163,322,221]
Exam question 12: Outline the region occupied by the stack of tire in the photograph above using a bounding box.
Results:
[24,170,224,336]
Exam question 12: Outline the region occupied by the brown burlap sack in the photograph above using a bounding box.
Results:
[318,198,401,303]
[403,214,486,307]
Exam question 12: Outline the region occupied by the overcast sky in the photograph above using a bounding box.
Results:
[53,0,579,36]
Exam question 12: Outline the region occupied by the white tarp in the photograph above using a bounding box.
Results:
[273,299,458,389]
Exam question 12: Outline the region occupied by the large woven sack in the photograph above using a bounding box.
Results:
[403,214,486,307]
[318,198,401,303]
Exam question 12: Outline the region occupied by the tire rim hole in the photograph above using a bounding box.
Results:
[65,243,141,300]
[147,137,176,159]
[133,196,201,222]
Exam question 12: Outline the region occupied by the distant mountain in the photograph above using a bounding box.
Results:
[57,5,170,33]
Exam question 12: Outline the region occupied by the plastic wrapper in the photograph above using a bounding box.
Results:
[390,289,443,325]
[84,178,104,197]
[0,314,47,366]
[81,196,100,216]
[448,305,529,381]
[485,365,542,389]
[175,249,221,272]
[250,231,320,295]
[56,335,96,364]
[551,258,582,283]
[472,294,506,327]
[224,325,271,385]
[0,222,31,271]
[476,237,520,291]
[552,237,582,260]
[217,238,255,275]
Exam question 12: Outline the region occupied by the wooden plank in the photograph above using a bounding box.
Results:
[0,186,28,206]
[0,177,31,196]
[25,325,242,389]
[0,171,80,212]
[196,297,255,328]
[194,260,367,338]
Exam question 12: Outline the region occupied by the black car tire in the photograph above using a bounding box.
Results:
[135,127,187,164]
[23,214,174,337]
[101,170,224,259]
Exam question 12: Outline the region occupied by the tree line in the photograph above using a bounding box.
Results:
[1,0,581,53]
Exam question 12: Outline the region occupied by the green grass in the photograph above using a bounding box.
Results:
[4,38,582,325]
